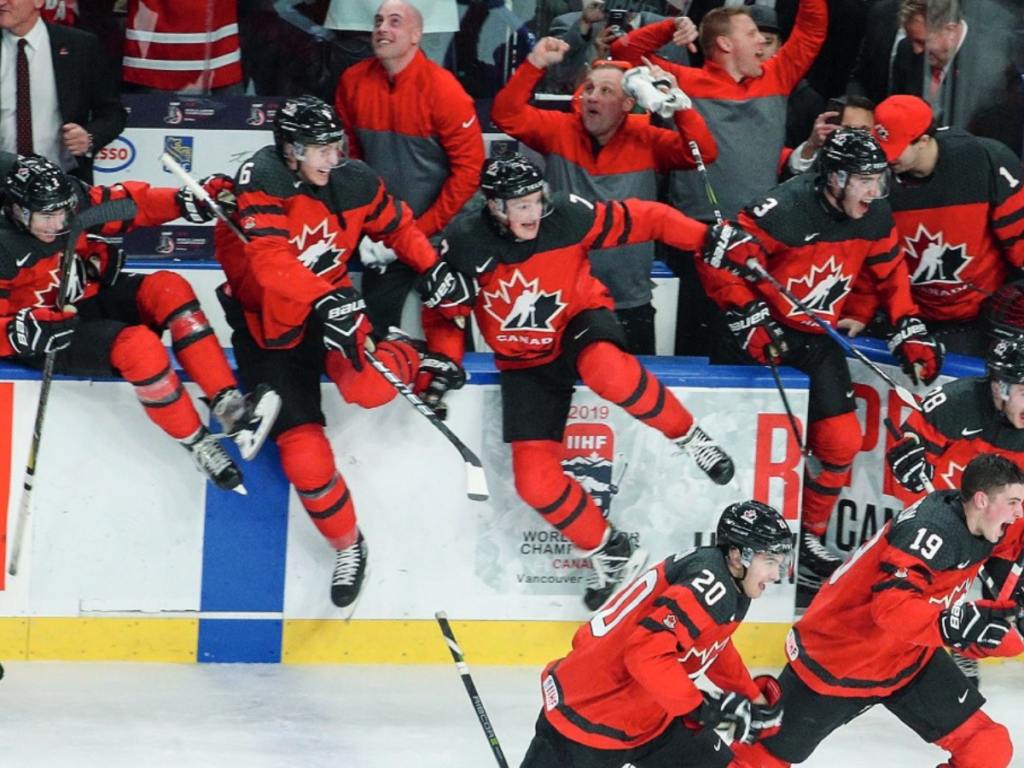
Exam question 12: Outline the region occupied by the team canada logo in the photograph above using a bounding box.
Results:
[155,232,176,254]
[481,271,567,333]
[784,256,852,320]
[903,224,971,285]
[290,220,347,275]
[246,104,266,127]
[561,423,617,516]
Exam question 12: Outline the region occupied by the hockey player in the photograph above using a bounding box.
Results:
[0,154,279,494]
[887,338,1024,686]
[840,95,1024,356]
[520,500,792,767]
[431,153,736,611]
[698,128,944,592]
[731,453,1024,768]
[213,96,473,611]
[491,35,717,355]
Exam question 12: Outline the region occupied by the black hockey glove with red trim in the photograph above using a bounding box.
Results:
[748,674,784,743]
[416,261,475,322]
[7,307,79,355]
[175,174,237,223]
[888,316,944,386]
[726,301,788,365]
[693,690,753,744]
[701,222,765,282]
[414,351,466,420]
[313,288,370,371]
[939,600,1016,651]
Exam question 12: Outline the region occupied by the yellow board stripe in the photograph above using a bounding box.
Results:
[1,618,1021,668]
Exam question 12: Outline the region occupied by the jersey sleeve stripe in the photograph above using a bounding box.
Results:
[638,616,673,635]
[653,595,702,640]
[245,226,290,239]
[614,204,633,247]
[365,190,392,223]
[871,579,924,596]
[589,202,618,251]
[864,244,899,267]
[791,626,930,691]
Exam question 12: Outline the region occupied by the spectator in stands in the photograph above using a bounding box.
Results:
[611,0,826,356]
[122,0,243,94]
[334,0,484,415]
[0,0,125,183]
[847,0,903,106]
[240,0,336,99]
[544,3,688,95]
[890,0,1018,139]
[491,36,717,354]
[784,93,875,178]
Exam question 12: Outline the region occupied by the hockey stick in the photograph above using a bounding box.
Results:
[688,140,724,226]
[435,611,510,768]
[159,154,489,501]
[7,197,139,576]
[158,152,249,244]
[767,356,822,479]
[745,260,923,413]
[881,417,935,494]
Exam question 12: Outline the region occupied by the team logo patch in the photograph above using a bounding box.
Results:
[163,136,193,173]
[903,224,972,286]
[785,629,799,661]
[290,220,347,275]
[663,614,677,630]
[784,256,852,320]
[482,271,567,333]
[874,123,889,141]
[561,423,616,516]
[542,675,560,711]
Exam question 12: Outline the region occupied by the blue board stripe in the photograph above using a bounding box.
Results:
[198,619,283,663]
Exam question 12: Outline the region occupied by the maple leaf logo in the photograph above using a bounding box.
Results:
[481,271,566,332]
[783,256,852,318]
[902,224,971,285]
[33,265,61,308]
[939,460,966,491]
[290,220,346,276]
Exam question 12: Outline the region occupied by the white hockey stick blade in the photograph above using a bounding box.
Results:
[466,464,490,502]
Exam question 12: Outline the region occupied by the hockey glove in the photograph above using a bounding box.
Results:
[939,600,1016,651]
[416,261,476,321]
[888,316,945,386]
[726,301,788,365]
[7,306,79,356]
[83,234,126,286]
[885,432,935,493]
[693,690,753,744]
[414,351,467,420]
[622,66,691,117]
[358,237,398,270]
[175,174,237,224]
[701,223,765,282]
[314,288,370,371]
[748,675,784,743]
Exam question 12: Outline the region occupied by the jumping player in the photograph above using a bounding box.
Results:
[214,96,472,611]
[520,500,792,767]
[430,153,736,611]
[698,128,944,592]
[0,154,279,494]
[732,453,1024,768]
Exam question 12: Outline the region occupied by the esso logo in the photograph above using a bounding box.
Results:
[93,136,136,174]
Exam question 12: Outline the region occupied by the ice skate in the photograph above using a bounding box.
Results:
[674,424,735,485]
[182,427,246,494]
[797,531,842,590]
[583,529,649,612]
[331,531,369,616]
[211,385,282,461]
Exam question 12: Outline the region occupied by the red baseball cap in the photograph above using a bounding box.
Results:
[872,95,934,162]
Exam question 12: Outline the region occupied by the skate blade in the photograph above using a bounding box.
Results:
[236,391,283,461]
[589,548,650,614]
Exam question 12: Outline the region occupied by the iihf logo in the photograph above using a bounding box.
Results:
[247,104,266,127]
[561,423,619,516]
[156,233,176,254]
[164,102,184,125]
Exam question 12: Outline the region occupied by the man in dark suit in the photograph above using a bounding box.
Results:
[0,0,125,183]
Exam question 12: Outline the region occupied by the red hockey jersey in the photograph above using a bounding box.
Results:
[439,194,706,369]
[218,146,438,349]
[844,129,1024,324]
[541,548,761,750]
[697,173,918,332]
[788,491,1024,699]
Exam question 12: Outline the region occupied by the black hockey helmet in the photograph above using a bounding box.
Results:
[818,128,890,197]
[717,500,793,568]
[480,153,546,201]
[273,96,346,160]
[987,339,1024,385]
[4,154,78,233]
